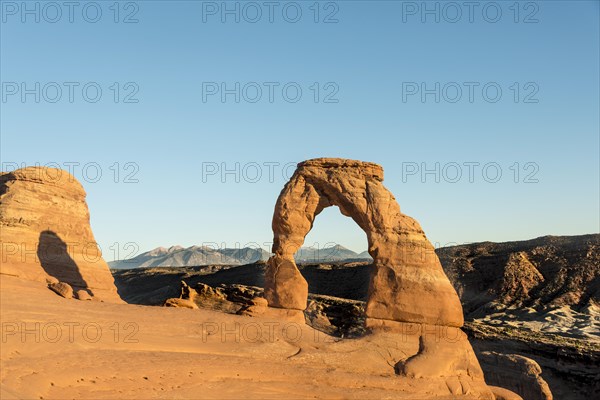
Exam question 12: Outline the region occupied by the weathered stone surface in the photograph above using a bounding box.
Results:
[393,324,484,379]
[237,304,267,316]
[164,298,198,310]
[478,351,553,400]
[180,280,196,302]
[75,289,93,301]
[264,158,463,327]
[45,276,59,285]
[163,298,198,309]
[48,281,73,298]
[489,386,524,400]
[195,282,228,301]
[164,281,200,309]
[0,167,121,302]
[237,297,268,317]
[249,297,268,307]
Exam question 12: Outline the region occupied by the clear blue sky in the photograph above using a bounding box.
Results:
[2,1,598,260]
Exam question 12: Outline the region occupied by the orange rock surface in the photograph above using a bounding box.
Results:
[0,167,121,302]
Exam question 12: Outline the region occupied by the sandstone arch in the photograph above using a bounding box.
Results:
[264,158,464,327]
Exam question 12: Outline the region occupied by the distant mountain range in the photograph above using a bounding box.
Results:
[108,244,372,269]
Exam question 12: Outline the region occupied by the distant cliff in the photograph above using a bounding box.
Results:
[437,234,600,316]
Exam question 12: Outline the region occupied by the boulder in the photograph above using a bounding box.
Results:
[48,281,73,299]
[45,276,59,285]
[75,289,93,301]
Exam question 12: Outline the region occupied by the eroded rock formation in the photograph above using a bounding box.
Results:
[264,158,463,327]
[48,281,74,299]
[263,158,498,393]
[164,281,199,309]
[478,352,553,400]
[437,234,600,315]
[0,167,121,302]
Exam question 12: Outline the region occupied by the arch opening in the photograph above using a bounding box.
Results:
[300,205,370,263]
[294,205,372,302]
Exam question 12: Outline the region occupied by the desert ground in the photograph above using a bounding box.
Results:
[2,275,491,400]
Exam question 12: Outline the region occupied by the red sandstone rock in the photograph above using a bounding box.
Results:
[0,167,122,302]
[264,158,463,327]
[48,281,73,299]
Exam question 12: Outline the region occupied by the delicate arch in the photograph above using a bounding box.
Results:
[264,158,464,327]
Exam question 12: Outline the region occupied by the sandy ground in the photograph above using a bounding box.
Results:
[1,276,486,400]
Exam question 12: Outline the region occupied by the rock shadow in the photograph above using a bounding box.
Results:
[38,230,93,296]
